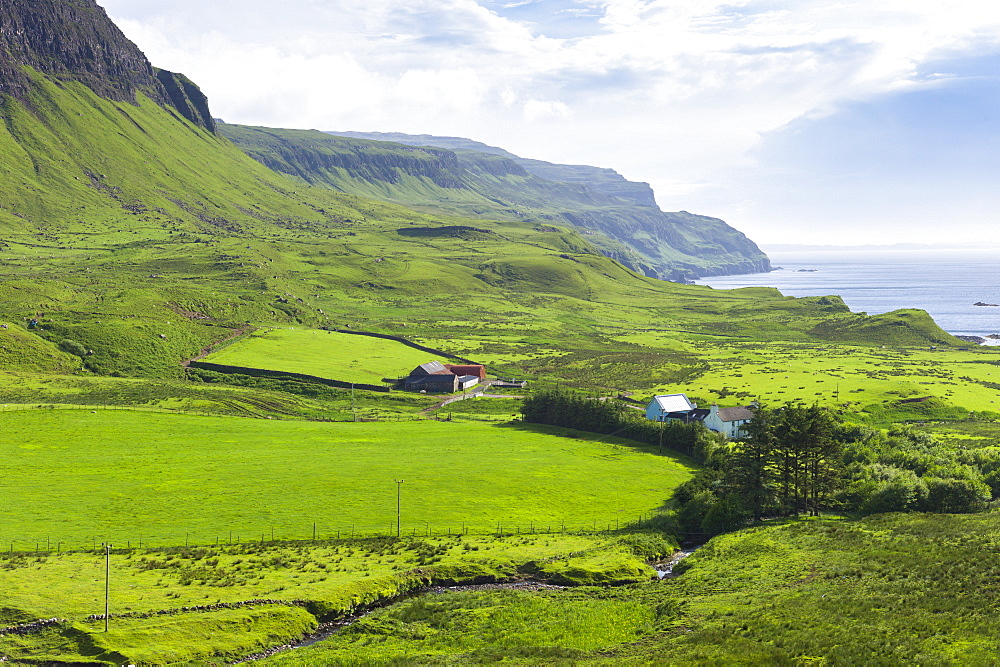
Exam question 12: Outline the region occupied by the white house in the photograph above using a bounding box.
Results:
[645,394,697,421]
[703,404,754,439]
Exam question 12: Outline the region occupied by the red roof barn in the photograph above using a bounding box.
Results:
[445,364,486,380]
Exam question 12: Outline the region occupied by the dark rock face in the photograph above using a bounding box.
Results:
[0,0,214,132]
[155,69,216,133]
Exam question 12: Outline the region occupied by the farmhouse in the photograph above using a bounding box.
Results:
[704,404,754,439]
[645,394,706,422]
[402,361,483,392]
[645,393,752,438]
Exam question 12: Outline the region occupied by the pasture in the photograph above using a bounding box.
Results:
[0,532,663,664]
[202,328,451,384]
[262,586,655,665]
[0,410,695,548]
[255,510,1000,665]
[627,339,1000,416]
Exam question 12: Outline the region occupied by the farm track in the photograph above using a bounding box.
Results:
[418,381,522,415]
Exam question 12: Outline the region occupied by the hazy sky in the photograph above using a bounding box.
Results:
[99,0,1000,245]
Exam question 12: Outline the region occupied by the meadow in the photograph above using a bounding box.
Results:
[248,510,1000,665]
[652,339,1000,416]
[261,586,656,665]
[202,328,451,385]
[613,511,1000,662]
[0,532,667,664]
[0,410,694,548]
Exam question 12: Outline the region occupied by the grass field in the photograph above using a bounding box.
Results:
[0,531,665,664]
[203,328,451,384]
[673,341,1000,416]
[611,511,1000,662]
[0,533,658,621]
[261,586,655,665]
[0,410,694,547]
[245,510,1000,665]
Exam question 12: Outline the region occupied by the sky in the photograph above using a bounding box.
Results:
[98,0,1000,246]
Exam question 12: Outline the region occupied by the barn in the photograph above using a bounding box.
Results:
[403,361,482,393]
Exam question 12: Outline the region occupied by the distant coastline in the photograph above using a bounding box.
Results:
[697,247,1000,343]
[761,242,1000,253]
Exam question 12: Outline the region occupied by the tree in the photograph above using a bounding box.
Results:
[726,402,841,518]
[726,403,777,520]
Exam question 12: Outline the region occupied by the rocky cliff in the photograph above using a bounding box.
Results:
[330,131,659,207]
[223,125,770,280]
[0,0,214,132]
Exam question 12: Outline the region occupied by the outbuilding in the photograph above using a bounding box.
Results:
[402,361,482,393]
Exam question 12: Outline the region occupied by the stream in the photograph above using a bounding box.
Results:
[232,581,565,663]
[236,551,700,663]
[653,546,700,579]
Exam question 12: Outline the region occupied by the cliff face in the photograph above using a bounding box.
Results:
[330,131,659,207]
[0,0,214,132]
[224,125,770,279]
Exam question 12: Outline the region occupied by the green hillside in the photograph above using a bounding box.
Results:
[0,0,966,387]
[219,123,770,281]
[2,65,956,383]
[6,1,1000,663]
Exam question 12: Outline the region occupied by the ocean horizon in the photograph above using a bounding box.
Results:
[695,248,1000,342]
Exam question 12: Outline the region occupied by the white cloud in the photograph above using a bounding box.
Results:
[100,0,1000,243]
[523,98,571,120]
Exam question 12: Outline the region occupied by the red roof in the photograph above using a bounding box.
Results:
[445,364,486,379]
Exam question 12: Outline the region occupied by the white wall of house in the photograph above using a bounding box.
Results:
[703,404,751,438]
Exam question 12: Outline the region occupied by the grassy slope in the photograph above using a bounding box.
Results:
[262,587,655,665]
[218,123,769,280]
[0,69,968,393]
[259,511,1000,665]
[614,512,1000,663]
[0,532,663,664]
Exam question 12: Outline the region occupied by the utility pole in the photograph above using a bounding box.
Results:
[395,479,404,537]
[104,543,111,632]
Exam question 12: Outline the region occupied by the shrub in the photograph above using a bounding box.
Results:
[58,338,88,357]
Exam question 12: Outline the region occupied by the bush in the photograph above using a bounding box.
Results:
[58,338,88,357]
[922,477,991,513]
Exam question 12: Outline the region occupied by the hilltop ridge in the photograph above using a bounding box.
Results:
[222,124,769,280]
[328,131,659,206]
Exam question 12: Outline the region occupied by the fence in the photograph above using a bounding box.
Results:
[0,402,522,425]
[187,360,391,392]
[0,513,669,557]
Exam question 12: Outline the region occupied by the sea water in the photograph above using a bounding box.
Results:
[694,249,1000,341]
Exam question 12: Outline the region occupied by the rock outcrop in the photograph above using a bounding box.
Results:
[0,0,214,132]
